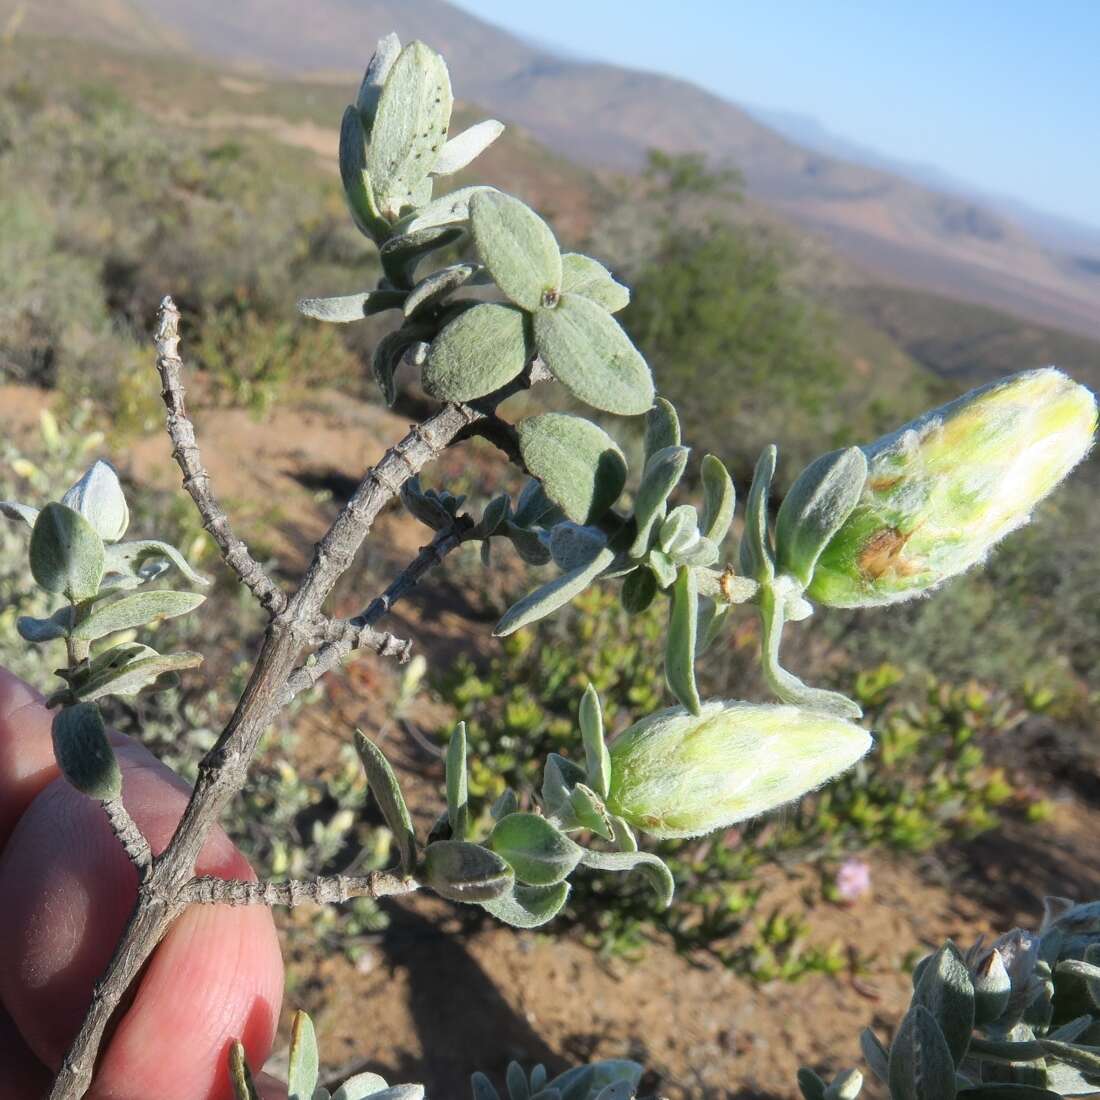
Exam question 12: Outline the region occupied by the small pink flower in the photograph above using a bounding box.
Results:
[835,857,871,902]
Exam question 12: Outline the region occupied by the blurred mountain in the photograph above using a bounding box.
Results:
[2,0,1098,340]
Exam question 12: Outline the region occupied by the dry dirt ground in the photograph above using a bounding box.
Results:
[5,382,1100,1099]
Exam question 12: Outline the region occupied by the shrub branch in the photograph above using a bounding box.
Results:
[48,298,548,1100]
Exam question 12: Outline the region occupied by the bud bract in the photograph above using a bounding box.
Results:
[807,369,1096,608]
[605,701,871,839]
[61,460,130,542]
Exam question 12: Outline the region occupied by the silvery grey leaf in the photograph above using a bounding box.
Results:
[533,293,653,416]
[471,1072,502,1100]
[914,942,975,1066]
[51,703,120,801]
[30,503,105,600]
[16,606,74,642]
[404,263,482,318]
[630,445,689,558]
[489,812,583,886]
[518,413,627,526]
[288,1011,320,1100]
[579,684,610,799]
[549,523,608,572]
[229,1042,261,1100]
[888,1005,956,1100]
[739,445,776,584]
[356,33,402,129]
[620,565,657,614]
[859,1029,889,1084]
[355,732,418,875]
[297,291,405,323]
[432,119,505,175]
[559,253,630,313]
[366,42,453,219]
[646,549,677,590]
[71,590,206,642]
[339,106,387,240]
[540,752,587,820]
[446,721,470,841]
[71,646,203,702]
[775,446,867,589]
[103,539,209,588]
[0,501,39,527]
[470,191,561,312]
[494,546,614,636]
[666,566,701,715]
[423,840,514,902]
[374,323,436,406]
[380,225,466,288]
[333,1072,391,1100]
[399,185,498,233]
[508,1063,530,1100]
[659,504,699,557]
[503,521,551,566]
[548,1063,644,1100]
[700,454,735,544]
[62,460,129,542]
[644,398,681,460]
[491,789,519,821]
[423,303,530,402]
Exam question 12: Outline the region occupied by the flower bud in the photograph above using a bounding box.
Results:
[807,369,1096,608]
[605,701,871,839]
[61,460,130,542]
[971,947,1011,1026]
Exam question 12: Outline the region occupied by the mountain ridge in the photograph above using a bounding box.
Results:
[3,0,1097,339]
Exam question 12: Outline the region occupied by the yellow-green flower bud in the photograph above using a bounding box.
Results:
[605,701,871,839]
[807,368,1096,608]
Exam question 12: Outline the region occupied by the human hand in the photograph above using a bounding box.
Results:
[0,667,287,1100]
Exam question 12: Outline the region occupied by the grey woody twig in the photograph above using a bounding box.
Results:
[101,797,152,871]
[48,299,549,1100]
[154,297,287,618]
[184,870,416,906]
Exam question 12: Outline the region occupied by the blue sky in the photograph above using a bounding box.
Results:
[450,1,1100,230]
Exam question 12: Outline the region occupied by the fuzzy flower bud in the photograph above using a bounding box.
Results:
[807,368,1096,608]
[61,460,130,543]
[605,701,871,839]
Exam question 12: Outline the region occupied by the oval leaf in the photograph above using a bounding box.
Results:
[288,1010,320,1100]
[630,445,689,558]
[579,684,610,799]
[470,191,561,311]
[518,413,627,525]
[355,732,418,875]
[666,566,701,715]
[423,840,514,902]
[51,702,120,801]
[700,454,735,544]
[888,1004,957,1100]
[446,721,469,841]
[72,590,205,642]
[481,882,571,928]
[560,253,630,313]
[298,290,405,323]
[775,447,868,589]
[489,812,583,886]
[534,294,654,416]
[423,303,529,402]
[432,118,505,175]
[366,41,453,218]
[30,503,105,599]
[494,547,615,637]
